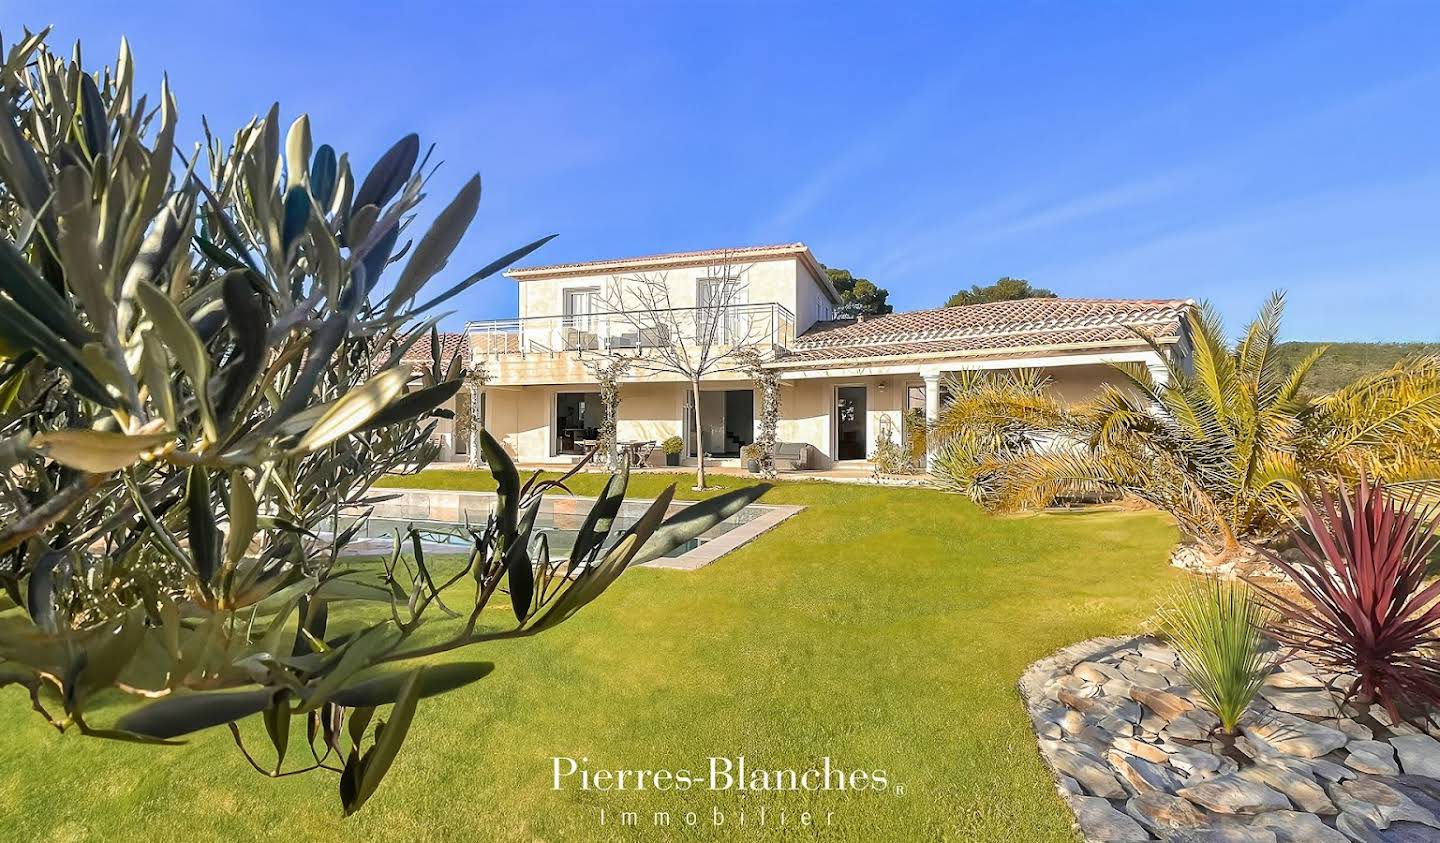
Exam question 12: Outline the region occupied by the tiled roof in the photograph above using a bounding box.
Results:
[506,243,811,277]
[394,332,469,366]
[779,298,1191,366]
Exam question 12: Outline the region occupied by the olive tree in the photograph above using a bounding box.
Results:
[0,30,765,815]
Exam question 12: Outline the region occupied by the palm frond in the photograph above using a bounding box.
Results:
[1187,301,1240,423]
[1236,289,1285,390]
[991,447,1137,512]
[1312,355,1440,463]
[1271,344,1326,411]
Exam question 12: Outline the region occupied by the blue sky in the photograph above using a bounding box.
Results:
[11,2,1440,340]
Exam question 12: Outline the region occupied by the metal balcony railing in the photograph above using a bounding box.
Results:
[466,302,796,356]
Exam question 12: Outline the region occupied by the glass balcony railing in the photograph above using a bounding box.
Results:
[466,302,797,356]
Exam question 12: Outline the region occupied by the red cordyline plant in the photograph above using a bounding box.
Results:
[1257,476,1440,724]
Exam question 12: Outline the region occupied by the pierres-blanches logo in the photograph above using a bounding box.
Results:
[551,756,890,793]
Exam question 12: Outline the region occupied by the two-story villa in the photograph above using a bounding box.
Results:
[452,243,1192,470]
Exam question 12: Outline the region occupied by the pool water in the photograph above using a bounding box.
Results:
[355,495,766,560]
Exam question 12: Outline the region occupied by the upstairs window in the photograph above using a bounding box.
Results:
[696,276,745,344]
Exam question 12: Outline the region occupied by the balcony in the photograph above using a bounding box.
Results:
[467,302,797,357]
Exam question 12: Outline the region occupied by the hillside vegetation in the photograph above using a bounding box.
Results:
[1274,341,1440,394]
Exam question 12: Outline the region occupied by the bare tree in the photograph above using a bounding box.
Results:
[595,254,776,489]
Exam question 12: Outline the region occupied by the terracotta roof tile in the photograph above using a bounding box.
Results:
[394,332,469,366]
[779,297,1191,366]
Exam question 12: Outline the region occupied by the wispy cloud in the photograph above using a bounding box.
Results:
[752,75,959,238]
[872,168,1199,280]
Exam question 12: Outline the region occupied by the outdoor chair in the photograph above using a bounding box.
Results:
[773,442,811,471]
[638,324,671,347]
[561,327,599,351]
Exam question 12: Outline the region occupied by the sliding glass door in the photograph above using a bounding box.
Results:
[554,391,602,455]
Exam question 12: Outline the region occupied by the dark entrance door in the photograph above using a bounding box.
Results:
[836,386,867,461]
[722,389,754,456]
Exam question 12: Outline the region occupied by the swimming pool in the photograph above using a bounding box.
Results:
[350,490,799,569]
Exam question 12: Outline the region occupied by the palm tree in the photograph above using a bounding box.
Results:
[934,292,1440,561]
[1303,355,1440,482]
[929,369,1064,503]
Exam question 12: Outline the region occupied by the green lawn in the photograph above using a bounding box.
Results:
[0,471,1180,842]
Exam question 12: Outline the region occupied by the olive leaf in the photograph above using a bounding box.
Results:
[570,460,629,567]
[225,470,258,567]
[355,380,463,433]
[31,429,172,473]
[330,662,494,708]
[115,688,277,740]
[386,174,480,318]
[285,114,311,190]
[187,467,219,587]
[291,368,408,454]
[137,327,176,425]
[352,134,418,212]
[310,144,338,208]
[263,694,291,773]
[135,281,218,440]
[0,235,90,347]
[344,667,423,816]
[631,483,772,565]
[77,73,109,159]
[281,185,311,259]
[0,293,113,407]
[410,233,557,317]
[0,97,50,215]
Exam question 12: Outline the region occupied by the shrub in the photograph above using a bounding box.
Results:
[662,435,684,456]
[1161,578,1277,735]
[1257,477,1440,723]
[944,293,1440,558]
[0,30,766,815]
[872,414,920,476]
[928,369,1054,500]
[902,408,927,469]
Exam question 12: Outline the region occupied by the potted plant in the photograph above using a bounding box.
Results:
[741,443,764,474]
[662,435,684,467]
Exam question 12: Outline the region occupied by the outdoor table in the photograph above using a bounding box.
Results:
[616,441,649,467]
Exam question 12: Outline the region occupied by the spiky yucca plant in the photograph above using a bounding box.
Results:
[1162,578,1277,735]
[1258,477,1440,723]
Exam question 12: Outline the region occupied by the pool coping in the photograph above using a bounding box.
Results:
[640,499,803,571]
[343,487,802,571]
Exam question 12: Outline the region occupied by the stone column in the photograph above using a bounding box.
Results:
[923,371,942,472]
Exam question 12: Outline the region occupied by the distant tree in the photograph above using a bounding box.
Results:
[825,267,892,317]
[945,277,1056,308]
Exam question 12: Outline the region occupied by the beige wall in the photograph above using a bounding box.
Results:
[616,382,685,444]
[478,386,551,460]
[794,259,835,334]
[518,256,802,320]
[475,360,1135,464]
[1038,364,1124,403]
[775,375,908,468]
